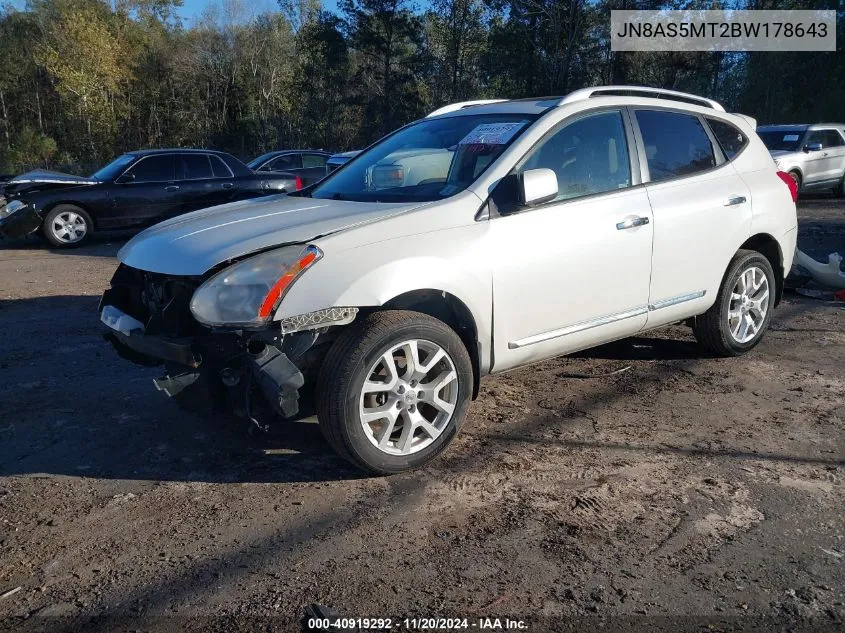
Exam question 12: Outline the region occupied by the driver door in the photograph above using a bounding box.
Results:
[109,154,178,227]
[488,109,654,371]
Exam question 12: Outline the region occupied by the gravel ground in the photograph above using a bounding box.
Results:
[0,198,842,632]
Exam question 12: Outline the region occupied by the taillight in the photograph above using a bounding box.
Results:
[294,175,303,191]
[776,171,798,203]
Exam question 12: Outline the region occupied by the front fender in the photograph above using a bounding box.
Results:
[277,222,493,371]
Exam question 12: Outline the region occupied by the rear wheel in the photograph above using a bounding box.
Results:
[787,170,801,195]
[316,310,473,474]
[42,204,92,248]
[693,250,776,357]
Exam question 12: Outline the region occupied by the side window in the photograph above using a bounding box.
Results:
[636,110,716,182]
[126,155,175,182]
[269,154,301,171]
[302,154,327,168]
[180,154,213,180]
[821,130,844,148]
[209,155,233,178]
[519,110,632,201]
[707,118,747,160]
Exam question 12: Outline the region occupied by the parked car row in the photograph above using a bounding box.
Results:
[0,148,358,247]
[756,123,845,196]
[95,86,798,474]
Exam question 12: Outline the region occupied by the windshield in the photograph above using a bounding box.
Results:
[91,154,136,181]
[310,114,538,202]
[246,152,278,170]
[758,130,805,152]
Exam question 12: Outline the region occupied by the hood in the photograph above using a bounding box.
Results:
[8,169,98,186]
[118,194,421,275]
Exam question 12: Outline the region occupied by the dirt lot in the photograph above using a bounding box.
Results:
[0,199,842,632]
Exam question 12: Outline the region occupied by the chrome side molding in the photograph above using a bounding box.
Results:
[509,290,706,349]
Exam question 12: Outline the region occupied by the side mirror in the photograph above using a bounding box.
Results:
[804,142,823,153]
[116,172,135,184]
[521,168,559,207]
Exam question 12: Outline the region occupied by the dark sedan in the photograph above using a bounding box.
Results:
[0,149,301,248]
[247,149,331,186]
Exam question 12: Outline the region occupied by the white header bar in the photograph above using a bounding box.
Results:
[611,10,836,52]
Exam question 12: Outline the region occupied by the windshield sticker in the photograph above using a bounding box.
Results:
[459,121,528,146]
[783,134,800,141]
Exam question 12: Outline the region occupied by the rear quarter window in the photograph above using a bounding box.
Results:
[635,110,716,182]
[707,118,748,160]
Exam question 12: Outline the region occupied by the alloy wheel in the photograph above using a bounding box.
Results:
[50,211,88,244]
[728,266,769,344]
[358,339,458,456]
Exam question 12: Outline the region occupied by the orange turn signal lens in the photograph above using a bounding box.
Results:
[258,246,321,318]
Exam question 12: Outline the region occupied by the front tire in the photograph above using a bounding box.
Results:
[42,204,92,248]
[834,175,845,198]
[316,310,473,475]
[693,250,776,357]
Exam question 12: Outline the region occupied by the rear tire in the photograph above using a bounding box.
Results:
[316,310,473,475]
[42,204,92,248]
[788,170,801,195]
[693,250,776,357]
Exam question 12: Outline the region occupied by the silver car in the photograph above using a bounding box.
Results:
[757,123,845,196]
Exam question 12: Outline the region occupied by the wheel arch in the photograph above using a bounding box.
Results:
[739,233,783,305]
[381,289,481,400]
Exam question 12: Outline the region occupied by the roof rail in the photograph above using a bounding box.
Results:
[426,99,507,118]
[559,86,725,112]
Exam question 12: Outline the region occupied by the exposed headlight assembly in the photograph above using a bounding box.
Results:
[190,245,322,328]
[0,199,26,219]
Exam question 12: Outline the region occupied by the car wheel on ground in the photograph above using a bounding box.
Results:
[316,310,473,474]
[693,250,776,357]
[42,204,92,248]
[834,176,845,198]
[787,170,801,193]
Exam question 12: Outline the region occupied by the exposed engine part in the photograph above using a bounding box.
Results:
[281,307,359,334]
[153,371,201,397]
[248,344,305,418]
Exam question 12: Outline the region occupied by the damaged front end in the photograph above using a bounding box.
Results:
[99,263,355,424]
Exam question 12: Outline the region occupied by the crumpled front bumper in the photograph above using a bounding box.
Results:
[0,203,42,238]
[99,299,307,419]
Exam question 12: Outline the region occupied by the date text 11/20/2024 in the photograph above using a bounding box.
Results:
[306,617,529,630]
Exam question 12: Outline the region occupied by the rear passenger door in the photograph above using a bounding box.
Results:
[804,129,845,184]
[176,153,236,215]
[634,109,752,329]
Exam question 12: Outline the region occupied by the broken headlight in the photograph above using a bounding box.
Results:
[189,245,322,328]
[0,200,26,219]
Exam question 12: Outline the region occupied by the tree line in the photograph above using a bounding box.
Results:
[0,0,842,174]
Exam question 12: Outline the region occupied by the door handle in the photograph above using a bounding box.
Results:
[221,182,234,190]
[165,185,180,192]
[616,216,650,230]
[724,195,746,206]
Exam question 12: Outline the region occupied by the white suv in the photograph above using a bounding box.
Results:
[100,86,798,474]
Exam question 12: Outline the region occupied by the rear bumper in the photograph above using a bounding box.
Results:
[0,204,41,238]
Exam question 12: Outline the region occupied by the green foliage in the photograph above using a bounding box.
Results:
[0,128,58,173]
[0,0,841,174]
